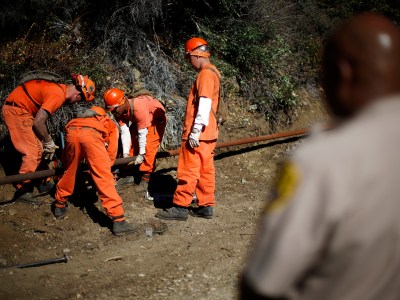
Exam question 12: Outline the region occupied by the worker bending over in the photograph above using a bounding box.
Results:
[53,106,140,236]
[2,74,95,204]
[103,87,166,196]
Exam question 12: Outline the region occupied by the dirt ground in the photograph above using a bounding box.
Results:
[0,95,327,300]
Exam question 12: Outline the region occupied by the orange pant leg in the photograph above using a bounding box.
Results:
[55,129,83,204]
[173,140,216,207]
[2,106,42,179]
[82,131,125,221]
[172,142,198,207]
[195,140,216,207]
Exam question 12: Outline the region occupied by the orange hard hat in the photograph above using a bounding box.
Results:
[72,74,96,102]
[90,106,107,115]
[103,88,126,111]
[184,37,210,58]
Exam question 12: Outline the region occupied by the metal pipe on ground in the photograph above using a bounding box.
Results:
[0,127,310,185]
[0,254,69,269]
[157,127,310,158]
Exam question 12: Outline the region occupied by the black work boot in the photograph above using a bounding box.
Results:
[38,181,55,193]
[112,220,141,236]
[14,186,41,205]
[54,206,69,219]
[189,206,213,219]
[155,206,189,221]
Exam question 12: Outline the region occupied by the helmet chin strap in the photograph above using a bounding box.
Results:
[78,75,85,89]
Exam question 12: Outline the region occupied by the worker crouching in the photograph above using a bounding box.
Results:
[103,87,166,197]
[53,106,140,236]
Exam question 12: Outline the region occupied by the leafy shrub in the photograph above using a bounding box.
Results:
[1,0,399,148]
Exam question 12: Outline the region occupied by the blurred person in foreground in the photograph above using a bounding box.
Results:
[240,13,400,300]
[155,37,221,221]
[103,87,166,198]
[53,106,141,236]
[1,74,95,204]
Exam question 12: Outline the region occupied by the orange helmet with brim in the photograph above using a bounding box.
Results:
[72,74,96,102]
[184,37,211,59]
[103,88,126,111]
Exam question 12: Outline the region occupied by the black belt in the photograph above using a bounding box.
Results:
[4,101,21,108]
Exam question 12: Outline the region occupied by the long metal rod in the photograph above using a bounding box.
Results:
[0,127,310,185]
[1,254,69,269]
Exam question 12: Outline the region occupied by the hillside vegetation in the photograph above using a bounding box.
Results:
[0,0,399,148]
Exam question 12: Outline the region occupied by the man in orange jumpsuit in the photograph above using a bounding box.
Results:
[156,37,221,221]
[103,88,166,196]
[53,106,140,236]
[2,74,95,204]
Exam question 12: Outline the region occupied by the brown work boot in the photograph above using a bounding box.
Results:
[117,176,135,186]
[133,180,149,193]
[112,220,141,236]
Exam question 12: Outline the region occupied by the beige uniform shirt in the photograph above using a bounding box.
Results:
[243,96,400,300]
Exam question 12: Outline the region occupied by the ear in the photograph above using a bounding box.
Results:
[338,59,353,83]
[335,59,357,117]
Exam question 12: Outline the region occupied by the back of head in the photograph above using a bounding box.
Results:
[322,13,400,118]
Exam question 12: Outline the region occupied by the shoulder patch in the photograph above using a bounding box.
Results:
[264,161,300,213]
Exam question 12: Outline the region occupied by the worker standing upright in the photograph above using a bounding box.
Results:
[2,73,95,204]
[103,87,166,197]
[53,106,140,236]
[156,37,221,221]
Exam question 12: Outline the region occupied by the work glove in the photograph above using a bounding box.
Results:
[123,153,135,166]
[135,154,144,165]
[42,140,59,160]
[134,154,145,165]
[188,128,201,148]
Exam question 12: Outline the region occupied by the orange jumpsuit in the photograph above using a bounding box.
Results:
[173,64,220,208]
[54,107,125,221]
[1,80,66,187]
[117,95,166,181]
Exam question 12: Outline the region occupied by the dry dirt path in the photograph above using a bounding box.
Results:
[0,97,326,299]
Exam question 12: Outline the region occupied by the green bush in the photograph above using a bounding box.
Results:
[1,0,399,138]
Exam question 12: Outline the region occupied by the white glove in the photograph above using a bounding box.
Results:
[188,128,201,148]
[134,154,145,165]
[42,139,59,160]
